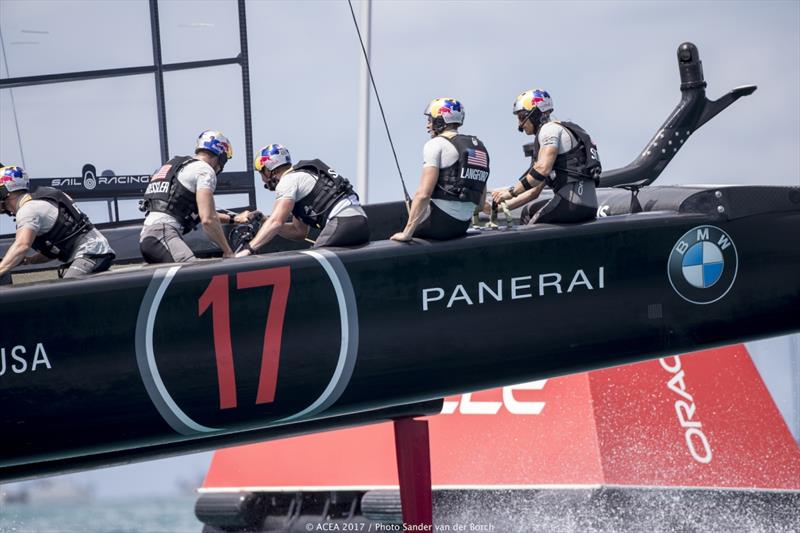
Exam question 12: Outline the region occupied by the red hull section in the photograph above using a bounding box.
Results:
[203,345,800,491]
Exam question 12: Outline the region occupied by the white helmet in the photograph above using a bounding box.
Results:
[513,89,554,115]
[254,144,292,172]
[0,166,29,214]
[424,97,464,134]
[513,89,553,132]
[195,130,234,166]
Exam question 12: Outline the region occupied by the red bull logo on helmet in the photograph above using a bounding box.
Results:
[433,98,462,117]
[1,166,24,181]
[255,156,270,170]
[515,89,553,114]
[203,137,232,158]
[254,144,290,172]
[197,130,233,160]
[0,166,28,193]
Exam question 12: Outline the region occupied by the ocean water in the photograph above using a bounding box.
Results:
[0,497,202,533]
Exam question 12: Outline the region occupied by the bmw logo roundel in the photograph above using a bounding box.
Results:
[667,225,738,305]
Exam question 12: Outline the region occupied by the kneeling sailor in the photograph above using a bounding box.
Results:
[139,130,236,263]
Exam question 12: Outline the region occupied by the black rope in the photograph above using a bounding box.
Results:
[347,0,411,203]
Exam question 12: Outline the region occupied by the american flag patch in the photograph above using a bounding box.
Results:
[152,164,172,181]
[466,149,488,168]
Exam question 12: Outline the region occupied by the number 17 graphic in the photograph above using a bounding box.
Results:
[198,267,291,410]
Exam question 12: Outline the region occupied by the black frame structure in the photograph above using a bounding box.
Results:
[0,0,256,223]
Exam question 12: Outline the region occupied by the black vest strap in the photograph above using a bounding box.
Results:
[431,134,491,205]
[290,159,356,229]
[142,156,201,234]
[30,187,93,261]
[529,121,602,192]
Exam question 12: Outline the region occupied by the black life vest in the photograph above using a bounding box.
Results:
[289,159,357,229]
[530,121,601,192]
[29,187,93,261]
[141,156,201,234]
[431,134,491,205]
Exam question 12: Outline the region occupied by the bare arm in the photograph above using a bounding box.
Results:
[217,210,255,224]
[532,144,558,177]
[236,198,295,256]
[26,252,52,265]
[490,185,543,211]
[197,188,234,258]
[492,145,558,205]
[277,216,309,241]
[0,227,35,277]
[391,166,438,242]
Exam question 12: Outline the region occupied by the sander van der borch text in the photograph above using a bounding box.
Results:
[305,522,496,531]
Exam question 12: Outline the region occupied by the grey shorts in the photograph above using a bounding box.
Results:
[315,215,370,248]
[139,224,196,264]
[60,253,115,279]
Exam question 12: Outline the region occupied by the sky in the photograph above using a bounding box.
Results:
[1,0,799,500]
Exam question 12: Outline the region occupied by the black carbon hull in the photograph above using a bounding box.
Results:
[1,185,798,482]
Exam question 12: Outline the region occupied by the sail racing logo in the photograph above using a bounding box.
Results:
[668,225,738,304]
[82,164,97,190]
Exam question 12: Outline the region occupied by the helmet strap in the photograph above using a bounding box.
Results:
[260,169,275,191]
[215,153,228,175]
[263,177,278,191]
[0,187,8,215]
[0,190,25,216]
[262,165,289,191]
[432,116,447,135]
[518,107,543,133]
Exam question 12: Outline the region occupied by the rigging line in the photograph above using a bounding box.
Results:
[0,26,27,168]
[346,0,411,203]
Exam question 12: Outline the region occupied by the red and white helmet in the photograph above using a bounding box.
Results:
[0,166,30,199]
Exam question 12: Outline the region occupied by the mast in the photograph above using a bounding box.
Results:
[355,0,372,202]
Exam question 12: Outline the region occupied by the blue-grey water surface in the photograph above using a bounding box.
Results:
[0,497,201,533]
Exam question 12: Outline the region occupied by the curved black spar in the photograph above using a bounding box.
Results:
[1,185,799,482]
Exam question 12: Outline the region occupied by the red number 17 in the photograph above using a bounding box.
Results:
[198,267,291,410]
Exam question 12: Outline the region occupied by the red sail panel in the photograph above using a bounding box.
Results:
[591,344,800,488]
[203,346,800,491]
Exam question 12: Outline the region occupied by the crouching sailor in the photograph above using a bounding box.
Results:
[0,165,115,280]
[139,130,236,263]
[235,144,369,256]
